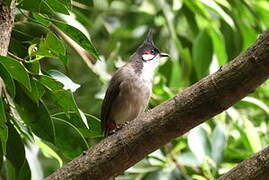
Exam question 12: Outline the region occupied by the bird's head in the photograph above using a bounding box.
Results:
[136,30,169,62]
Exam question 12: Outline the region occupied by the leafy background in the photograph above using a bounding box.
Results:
[0,0,269,179]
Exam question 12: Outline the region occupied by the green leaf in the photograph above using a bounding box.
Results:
[38,75,64,91]
[192,29,213,79]
[151,75,174,107]
[0,98,8,155]
[25,61,41,75]
[35,139,63,167]
[234,118,262,153]
[34,32,67,64]
[17,160,31,180]
[48,89,80,116]
[52,117,88,159]
[220,20,243,60]
[126,159,162,174]
[52,21,99,59]
[224,147,251,161]
[241,96,269,114]
[15,85,54,143]
[192,175,208,180]
[211,124,226,164]
[0,125,8,155]
[188,126,211,164]
[233,7,258,50]
[46,32,66,55]
[234,123,252,152]
[0,141,2,171]
[23,77,45,103]
[146,165,181,180]
[32,13,51,27]
[169,59,183,88]
[208,28,228,65]
[200,0,234,28]
[0,63,15,97]
[38,74,81,118]
[183,0,210,19]
[0,97,7,124]
[177,152,200,167]
[52,112,102,138]
[18,0,69,15]
[48,70,80,92]
[159,60,186,88]
[182,5,199,37]
[6,122,25,173]
[244,118,262,153]
[85,113,102,137]
[4,160,17,180]
[4,154,31,180]
[52,112,88,129]
[0,56,31,91]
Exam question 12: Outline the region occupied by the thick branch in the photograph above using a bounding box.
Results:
[0,0,16,56]
[46,30,269,180]
[218,146,269,180]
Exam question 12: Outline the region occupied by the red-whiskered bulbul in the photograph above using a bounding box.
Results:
[101,31,169,137]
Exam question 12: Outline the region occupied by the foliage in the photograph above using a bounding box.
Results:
[0,0,269,179]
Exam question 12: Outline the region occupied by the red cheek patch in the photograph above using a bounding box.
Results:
[145,51,152,54]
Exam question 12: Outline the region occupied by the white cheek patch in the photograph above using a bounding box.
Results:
[142,54,155,61]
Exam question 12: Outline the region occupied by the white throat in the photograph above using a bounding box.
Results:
[140,55,160,83]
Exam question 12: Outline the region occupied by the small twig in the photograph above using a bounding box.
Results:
[7,51,26,62]
[71,1,92,10]
[50,25,96,63]
[50,25,102,77]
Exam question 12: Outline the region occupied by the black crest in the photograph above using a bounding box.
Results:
[136,30,157,55]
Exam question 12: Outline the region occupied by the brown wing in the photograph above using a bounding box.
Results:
[101,73,122,137]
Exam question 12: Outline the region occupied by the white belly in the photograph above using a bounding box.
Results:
[112,78,152,124]
[111,57,160,124]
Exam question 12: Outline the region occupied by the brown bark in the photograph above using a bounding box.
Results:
[45,30,269,180]
[218,146,269,180]
[0,0,16,56]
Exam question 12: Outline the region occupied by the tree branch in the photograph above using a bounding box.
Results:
[46,30,269,180]
[50,25,99,70]
[218,146,269,180]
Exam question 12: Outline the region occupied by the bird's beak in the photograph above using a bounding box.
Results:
[159,53,169,57]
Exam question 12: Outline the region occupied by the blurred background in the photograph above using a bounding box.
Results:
[3,0,269,179]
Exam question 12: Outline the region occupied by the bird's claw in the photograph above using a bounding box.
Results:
[107,123,130,136]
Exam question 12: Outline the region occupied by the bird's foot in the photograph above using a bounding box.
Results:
[107,123,130,136]
[116,122,130,129]
[107,124,123,136]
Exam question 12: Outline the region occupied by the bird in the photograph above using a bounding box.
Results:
[101,30,169,137]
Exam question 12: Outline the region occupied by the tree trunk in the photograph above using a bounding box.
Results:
[0,0,16,56]
[45,29,269,180]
